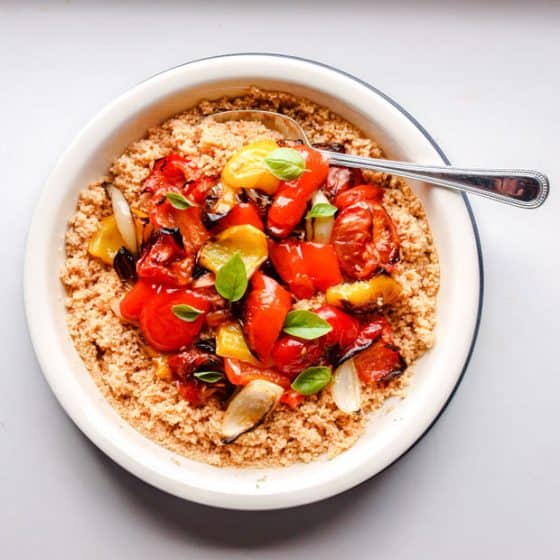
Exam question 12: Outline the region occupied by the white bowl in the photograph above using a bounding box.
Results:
[24,54,482,510]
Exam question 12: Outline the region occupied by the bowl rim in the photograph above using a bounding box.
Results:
[24,52,483,509]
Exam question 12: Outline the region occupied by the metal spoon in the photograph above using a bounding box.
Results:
[211,110,548,209]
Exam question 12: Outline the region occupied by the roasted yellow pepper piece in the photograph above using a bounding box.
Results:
[216,322,260,366]
[88,215,125,265]
[326,275,403,310]
[221,140,280,194]
[198,224,268,278]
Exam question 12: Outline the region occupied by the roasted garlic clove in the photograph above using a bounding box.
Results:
[221,379,284,443]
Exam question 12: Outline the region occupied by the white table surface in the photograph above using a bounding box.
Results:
[2,1,559,557]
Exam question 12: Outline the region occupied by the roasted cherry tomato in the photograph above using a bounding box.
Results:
[243,271,292,362]
[139,289,209,352]
[270,241,314,299]
[136,232,193,287]
[315,305,360,350]
[332,200,400,279]
[300,242,343,291]
[335,184,384,209]
[213,202,264,233]
[267,145,329,238]
[120,279,158,321]
[354,341,406,385]
[279,389,306,409]
[224,358,291,389]
[271,336,324,379]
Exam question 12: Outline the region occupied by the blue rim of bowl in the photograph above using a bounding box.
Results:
[144,52,484,494]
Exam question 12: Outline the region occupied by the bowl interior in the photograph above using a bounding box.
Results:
[25,55,481,510]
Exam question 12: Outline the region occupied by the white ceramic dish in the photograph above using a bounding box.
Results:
[24,54,482,510]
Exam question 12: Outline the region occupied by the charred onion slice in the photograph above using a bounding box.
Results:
[221,379,284,443]
[332,358,361,414]
[106,184,138,255]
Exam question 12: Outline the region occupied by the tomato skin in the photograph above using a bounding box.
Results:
[224,358,291,389]
[371,204,400,271]
[315,305,360,350]
[136,233,193,287]
[167,347,222,379]
[271,336,324,379]
[213,202,264,233]
[354,341,406,385]
[120,280,159,321]
[267,145,329,238]
[139,289,209,352]
[332,202,378,280]
[280,389,306,409]
[243,271,292,362]
[270,241,315,299]
[300,242,343,291]
[335,184,384,209]
[174,206,210,256]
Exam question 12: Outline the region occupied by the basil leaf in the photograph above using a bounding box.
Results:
[264,147,306,181]
[307,203,337,219]
[171,304,204,322]
[215,253,248,302]
[283,310,333,340]
[194,371,225,383]
[291,366,332,395]
[166,192,192,210]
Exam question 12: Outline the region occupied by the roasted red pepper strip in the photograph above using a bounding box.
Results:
[267,145,329,238]
[270,241,315,299]
[270,241,342,297]
[213,202,264,233]
[224,358,291,389]
[243,271,292,362]
[300,242,343,291]
[139,289,209,352]
[354,341,406,385]
[271,336,324,379]
[336,316,392,365]
[136,233,193,287]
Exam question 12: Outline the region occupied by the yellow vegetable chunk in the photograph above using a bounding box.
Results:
[216,322,260,366]
[326,275,402,310]
[221,140,281,194]
[198,224,268,278]
[88,215,125,265]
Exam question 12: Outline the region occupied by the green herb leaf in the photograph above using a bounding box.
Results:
[283,310,333,340]
[215,253,248,302]
[307,203,337,219]
[166,192,192,210]
[194,371,225,383]
[264,147,306,181]
[171,304,204,322]
[291,366,332,395]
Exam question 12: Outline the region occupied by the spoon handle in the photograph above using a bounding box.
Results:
[323,151,549,209]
